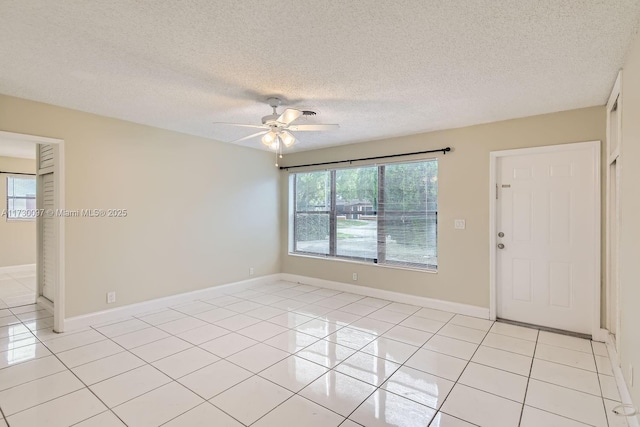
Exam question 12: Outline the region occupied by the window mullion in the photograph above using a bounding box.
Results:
[377,165,386,264]
[292,176,298,253]
[329,170,337,256]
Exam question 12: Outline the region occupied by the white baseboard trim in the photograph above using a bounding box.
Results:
[64,274,280,332]
[606,334,640,427]
[37,296,54,316]
[280,273,490,319]
[0,263,36,274]
[593,328,610,343]
[64,272,490,332]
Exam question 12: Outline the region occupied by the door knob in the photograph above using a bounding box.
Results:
[497,243,505,249]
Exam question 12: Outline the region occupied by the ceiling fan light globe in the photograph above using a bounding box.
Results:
[261,131,277,147]
[269,140,279,150]
[281,131,296,147]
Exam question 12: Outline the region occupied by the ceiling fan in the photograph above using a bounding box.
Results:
[214,97,339,159]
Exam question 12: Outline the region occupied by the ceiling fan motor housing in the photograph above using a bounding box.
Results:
[261,114,282,126]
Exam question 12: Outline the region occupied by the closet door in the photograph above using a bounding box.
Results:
[38,144,56,303]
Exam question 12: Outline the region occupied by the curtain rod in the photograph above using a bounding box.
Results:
[279,147,451,170]
[0,171,36,176]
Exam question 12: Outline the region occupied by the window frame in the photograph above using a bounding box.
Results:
[6,176,37,222]
[289,159,438,271]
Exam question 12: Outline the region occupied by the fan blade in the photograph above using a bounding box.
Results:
[277,108,303,125]
[287,124,340,131]
[228,130,268,144]
[213,122,269,129]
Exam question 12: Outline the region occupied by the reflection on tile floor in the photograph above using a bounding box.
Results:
[0,280,630,426]
[0,265,37,308]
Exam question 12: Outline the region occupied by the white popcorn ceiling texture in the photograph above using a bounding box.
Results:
[0,0,639,151]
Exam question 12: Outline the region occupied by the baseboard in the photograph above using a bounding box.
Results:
[280,273,490,319]
[64,274,280,331]
[593,327,609,343]
[0,263,36,274]
[606,334,640,427]
[37,296,54,315]
[65,272,490,332]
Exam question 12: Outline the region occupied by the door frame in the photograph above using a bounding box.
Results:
[489,141,605,340]
[0,131,65,333]
[605,71,622,352]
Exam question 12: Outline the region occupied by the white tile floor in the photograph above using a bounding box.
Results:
[0,280,631,426]
[0,266,37,308]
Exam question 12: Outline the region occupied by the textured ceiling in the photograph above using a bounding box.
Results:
[1,1,639,152]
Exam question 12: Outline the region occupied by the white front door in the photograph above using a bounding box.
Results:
[496,142,599,335]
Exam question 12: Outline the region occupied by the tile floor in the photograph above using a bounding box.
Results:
[0,266,37,308]
[0,280,631,426]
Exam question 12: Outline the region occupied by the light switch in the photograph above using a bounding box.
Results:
[454,219,466,230]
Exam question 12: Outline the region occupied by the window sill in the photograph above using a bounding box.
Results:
[287,252,438,274]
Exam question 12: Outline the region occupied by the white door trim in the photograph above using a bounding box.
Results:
[489,140,603,340]
[605,70,622,353]
[0,131,65,333]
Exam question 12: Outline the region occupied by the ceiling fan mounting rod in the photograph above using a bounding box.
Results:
[267,97,281,113]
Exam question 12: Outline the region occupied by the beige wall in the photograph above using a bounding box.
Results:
[0,156,36,268]
[0,95,280,317]
[280,107,605,308]
[618,29,640,411]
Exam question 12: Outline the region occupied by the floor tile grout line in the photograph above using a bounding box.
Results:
[419,319,495,425]
[515,375,608,399]
[524,404,604,427]
[66,409,121,427]
[537,341,603,356]
[87,326,188,379]
[157,400,246,427]
[431,412,482,427]
[0,361,69,394]
[0,400,9,426]
[52,334,142,374]
[516,328,540,426]
[227,343,384,426]
[536,398,609,427]
[533,354,606,375]
[591,340,613,427]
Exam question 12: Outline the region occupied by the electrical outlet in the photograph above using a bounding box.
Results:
[454,219,466,230]
[249,267,254,276]
[106,291,116,304]
[352,273,358,281]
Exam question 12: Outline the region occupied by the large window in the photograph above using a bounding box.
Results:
[291,159,438,270]
[6,177,36,220]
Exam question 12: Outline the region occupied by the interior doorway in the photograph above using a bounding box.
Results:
[0,131,65,333]
[0,138,37,308]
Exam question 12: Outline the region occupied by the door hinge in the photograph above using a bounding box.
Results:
[496,184,499,200]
